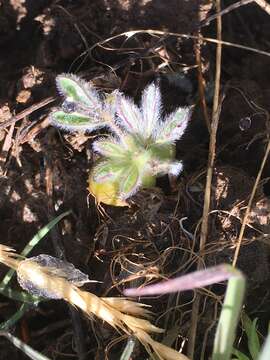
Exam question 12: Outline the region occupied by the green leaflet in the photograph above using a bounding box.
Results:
[141,82,161,138]
[148,142,175,161]
[51,111,106,131]
[116,94,142,133]
[93,139,126,158]
[52,111,90,125]
[56,75,96,108]
[92,161,124,183]
[119,164,140,198]
[156,107,190,143]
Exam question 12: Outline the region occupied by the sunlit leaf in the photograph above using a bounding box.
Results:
[169,161,183,176]
[141,82,161,137]
[150,160,183,177]
[156,107,191,143]
[56,74,100,109]
[93,138,126,158]
[116,94,142,133]
[148,143,175,161]
[125,133,145,152]
[92,161,123,183]
[119,164,140,199]
[51,111,107,132]
[88,174,128,207]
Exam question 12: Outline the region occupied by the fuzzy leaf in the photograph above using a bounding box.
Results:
[116,94,142,133]
[92,161,123,183]
[141,82,161,137]
[51,111,107,132]
[168,161,183,176]
[56,74,100,109]
[149,160,182,177]
[119,164,140,199]
[93,138,126,158]
[148,143,175,161]
[156,107,191,143]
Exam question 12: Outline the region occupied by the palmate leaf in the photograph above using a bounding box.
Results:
[93,137,127,158]
[141,82,162,138]
[119,164,141,199]
[50,111,108,132]
[155,106,191,143]
[56,74,100,109]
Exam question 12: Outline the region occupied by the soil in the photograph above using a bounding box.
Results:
[0,0,270,359]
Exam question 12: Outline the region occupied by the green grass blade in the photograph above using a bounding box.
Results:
[0,303,30,330]
[232,348,251,360]
[242,313,260,360]
[0,210,71,289]
[120,337,136,360]
[0,287,40,303]
[258,334,270,360]
[212,272,246,360]
[21,210,71,257]
[0,331,51,360]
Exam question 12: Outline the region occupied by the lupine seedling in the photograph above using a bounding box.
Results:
[50,74,191,206]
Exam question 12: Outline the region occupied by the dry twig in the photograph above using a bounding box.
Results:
[233,108,270,266]
[188,0,223,357]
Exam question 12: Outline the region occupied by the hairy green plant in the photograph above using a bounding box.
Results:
[50,75,191,203]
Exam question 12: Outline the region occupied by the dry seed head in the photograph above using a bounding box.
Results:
[17,259,78,300]
[0,244,21,270]
[134,328,190,360]
[0,245,190,360]
[102,297,152,317]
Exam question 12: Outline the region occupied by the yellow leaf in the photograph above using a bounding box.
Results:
[88,174,128,207]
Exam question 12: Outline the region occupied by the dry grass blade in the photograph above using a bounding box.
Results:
[87,29,270,62]
[253,0,270,15]
[195,35,210,133]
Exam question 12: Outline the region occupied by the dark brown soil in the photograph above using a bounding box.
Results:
[0,1,270,359]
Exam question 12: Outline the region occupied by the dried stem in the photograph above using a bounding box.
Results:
[187,0,222,357]
[195,36,211,133]
[253,0,270,15]
[233,137,270,266]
